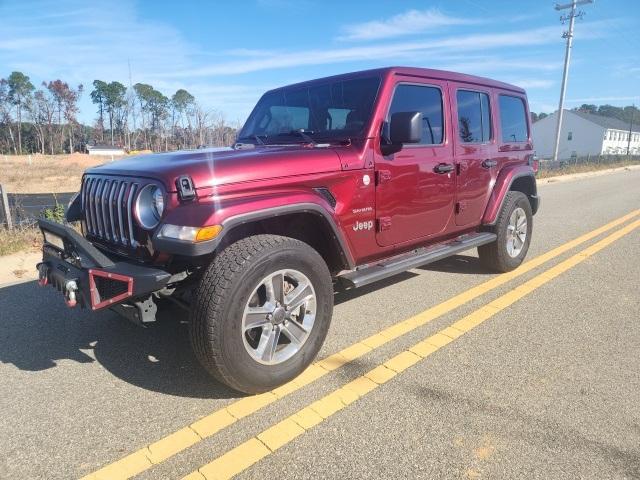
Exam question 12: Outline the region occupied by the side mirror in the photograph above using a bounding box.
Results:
[390,111,422,144]
[381,111,422,155]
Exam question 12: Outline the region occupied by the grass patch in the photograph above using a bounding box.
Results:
[0,225,42,257]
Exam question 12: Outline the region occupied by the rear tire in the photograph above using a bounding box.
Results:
[478,191,532,272]
[189,234,333,394]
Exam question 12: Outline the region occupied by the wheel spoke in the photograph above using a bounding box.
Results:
[255,324,280,362]
[516,216,527,229]
[244,306,272,331]
[267,272,285,304]
[514,235,523,249]
[281,320,308,346]
[285,282,313,311]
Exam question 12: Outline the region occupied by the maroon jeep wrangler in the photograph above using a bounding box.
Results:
[37,67,539,394]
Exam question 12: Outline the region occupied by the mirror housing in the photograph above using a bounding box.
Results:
[390,111,422,144]
[381,111,422,155]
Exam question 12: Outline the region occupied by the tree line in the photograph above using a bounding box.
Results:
[531,104,640,124]
[0,71,240,155]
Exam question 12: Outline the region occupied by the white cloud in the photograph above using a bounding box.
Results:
[337,8,480,41]
[501,79,555,89]
[166,26,563,78]
[0,0,195,86]
[566,96,640,103]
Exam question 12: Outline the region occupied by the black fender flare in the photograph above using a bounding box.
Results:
[152,202,355,268]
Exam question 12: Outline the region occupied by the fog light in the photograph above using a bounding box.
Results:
[159,224,222,242]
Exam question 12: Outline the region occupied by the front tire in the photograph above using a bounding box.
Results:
[478,191,532,272]
[190,234,333,394]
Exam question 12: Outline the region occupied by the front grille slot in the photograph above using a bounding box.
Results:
[82,175,139,247]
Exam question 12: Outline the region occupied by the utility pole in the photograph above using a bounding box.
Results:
[626,105,635,156]
[551,0,594,163]
[128,58,135,151]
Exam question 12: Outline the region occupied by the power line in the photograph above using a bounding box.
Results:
[551,0,594,163]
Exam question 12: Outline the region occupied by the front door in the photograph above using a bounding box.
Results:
[375,79,456,247]
[450,83,497,226]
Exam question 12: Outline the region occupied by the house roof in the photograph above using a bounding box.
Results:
[87,145,125,150]
[570,110,639,132]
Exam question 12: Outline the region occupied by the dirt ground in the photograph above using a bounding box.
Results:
[0,153,125,194]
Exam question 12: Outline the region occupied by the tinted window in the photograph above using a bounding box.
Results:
[239,76,381,143]
[456,90,491,143]
[499,95,528,143]
[388,84,443,144]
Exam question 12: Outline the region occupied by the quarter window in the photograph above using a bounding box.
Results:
[456,90,491,143]
[388,84,444,145]
[499,95,528,143]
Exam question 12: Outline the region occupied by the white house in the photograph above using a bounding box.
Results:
[532,110,640,159]
[87,145,126,156]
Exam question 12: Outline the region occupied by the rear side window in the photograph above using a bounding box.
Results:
[499,95,528,143]
[456,90,491,143]
[388,84,444,145]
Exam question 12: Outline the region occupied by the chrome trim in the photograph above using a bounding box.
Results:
[108,180,118,242]
[126,183,138,247]
[81,174,145,248]
[94,179,103,236]
[116,181,126,244]
[100,180,112,240]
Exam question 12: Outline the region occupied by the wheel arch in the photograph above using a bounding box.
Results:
[215,204,354,274]
[483,168,539,225]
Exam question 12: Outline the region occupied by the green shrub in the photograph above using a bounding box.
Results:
[41,203,65,223]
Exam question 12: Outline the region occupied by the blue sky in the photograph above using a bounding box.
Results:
[1,0,639,125]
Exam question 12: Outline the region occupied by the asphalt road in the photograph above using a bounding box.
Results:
[1,169,639,480]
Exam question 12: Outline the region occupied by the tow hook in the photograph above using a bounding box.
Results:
[64,280,78,308]
[36,263,49,286]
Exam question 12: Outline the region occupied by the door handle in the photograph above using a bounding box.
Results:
[482,159,498,168]
[434,163,455,174]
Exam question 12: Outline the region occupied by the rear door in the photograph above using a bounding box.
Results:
[374,79,456,247]
[450,83,498,226]
[495,92,533,169]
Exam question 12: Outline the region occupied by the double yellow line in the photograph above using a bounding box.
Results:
[83,210,640,480]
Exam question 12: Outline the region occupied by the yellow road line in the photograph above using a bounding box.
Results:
[81,210,639,480]
[184,218,640,480]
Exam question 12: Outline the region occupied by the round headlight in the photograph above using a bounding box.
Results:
[135,184,164,230]
[153,187,165,218]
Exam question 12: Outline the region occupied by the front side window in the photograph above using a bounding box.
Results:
[238,76,381,144]
[456,90,491,143]
[387,84,444,145]
[499,95,528,143]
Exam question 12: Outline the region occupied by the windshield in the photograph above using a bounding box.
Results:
[238,76,381,144]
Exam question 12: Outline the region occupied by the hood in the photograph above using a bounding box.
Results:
[87,146,343,191]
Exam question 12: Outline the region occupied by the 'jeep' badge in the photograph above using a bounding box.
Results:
[353,220,374,231]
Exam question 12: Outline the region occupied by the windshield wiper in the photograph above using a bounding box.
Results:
[286,129,317,146]
[236,134,266,145]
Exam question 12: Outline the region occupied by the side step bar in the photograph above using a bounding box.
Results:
[337,232,497,289]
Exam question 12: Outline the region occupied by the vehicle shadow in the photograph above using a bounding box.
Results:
[419,254,493,275]
[0,281,238,399]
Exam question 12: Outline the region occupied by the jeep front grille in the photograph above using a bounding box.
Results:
[81,175,139,247]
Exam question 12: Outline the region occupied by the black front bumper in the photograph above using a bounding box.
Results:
[37,219,171,310]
